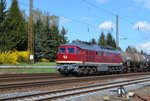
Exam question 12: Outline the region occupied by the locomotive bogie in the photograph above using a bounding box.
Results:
[57,64,79,75]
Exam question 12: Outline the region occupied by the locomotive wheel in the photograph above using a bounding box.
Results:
[124,66,128,73]
[86,67,94,75]
[118,67,123,74]
[122,66,126,73]
[92,67,97,74]
[143,67,147,72]
[77,67,86,76]
[127,68,131,73]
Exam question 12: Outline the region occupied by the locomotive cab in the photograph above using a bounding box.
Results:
[57,46,82,63]
[57,45,82,75]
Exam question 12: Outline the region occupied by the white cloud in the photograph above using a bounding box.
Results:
[60,17,70,24]
[136,42,150,54]
[133,21,150,31]
[96,0,110,4]
[134,0,150,9]
[99,21,114,30]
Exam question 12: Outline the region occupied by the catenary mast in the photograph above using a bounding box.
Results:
[28,0,34,63]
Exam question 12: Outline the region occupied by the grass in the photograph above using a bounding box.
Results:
[0,62,58,74]
[0,68,58,74]
[0,62,56,66]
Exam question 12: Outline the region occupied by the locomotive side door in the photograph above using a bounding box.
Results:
[82,50,86,64]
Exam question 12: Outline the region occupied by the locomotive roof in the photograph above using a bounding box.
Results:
[60,42,120,54]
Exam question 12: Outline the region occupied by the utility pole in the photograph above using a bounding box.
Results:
[116,15,119,49]
[28,0,34,63]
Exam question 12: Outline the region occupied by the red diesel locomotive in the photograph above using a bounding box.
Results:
[57,41,123,76]
[57,41,150,76]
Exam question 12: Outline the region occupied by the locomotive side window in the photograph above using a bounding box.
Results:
[68,48,75,54]
[106,52,110,56]
[59,48,65,53]
[98,52,102,56]
[76,48,80,54]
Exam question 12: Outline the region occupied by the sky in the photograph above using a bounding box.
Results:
[6,0,150,53]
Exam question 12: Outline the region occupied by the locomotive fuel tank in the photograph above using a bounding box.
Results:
[121,52,146,66]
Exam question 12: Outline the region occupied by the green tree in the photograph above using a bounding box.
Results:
[33,9,68,61]
[60,26,68,44]
[140,50,144,54]
[34,11,51,61]
[140,50,147,55]
[0,0,7,51]
[112,39,116,49]
[98,31,107,46]
[89,38,97,44]
[34,19,46,61]
[44,14,53,60]
[106,32,113,46]
[49,25,60,60]
[106,32,117,49]
[5,0,27,50]
[126,46,137,53]
[33,11,62,61]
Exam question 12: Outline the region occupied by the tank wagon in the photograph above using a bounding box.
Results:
[121,52,149,72]
[57,41,150,76]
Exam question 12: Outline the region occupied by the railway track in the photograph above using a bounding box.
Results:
[0,73,58,78]
[1,76,150,101]
[0,75,65,84]
[0,72,150,91]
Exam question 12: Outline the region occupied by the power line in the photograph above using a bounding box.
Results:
[19,1,149,45]
[82,0,150,42]
[81,0,136,25]
[19,1,98,29]
[53,0,109,23]
[82,0,115,16]
[19,1,100,42]
[113,0,148,22]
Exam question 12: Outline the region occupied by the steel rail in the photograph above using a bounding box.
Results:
[0,75,65,83]
[1,77,150,101]
[0,73,58,78]
[0,72,150,91]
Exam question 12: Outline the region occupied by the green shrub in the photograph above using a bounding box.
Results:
[40,58,49,62]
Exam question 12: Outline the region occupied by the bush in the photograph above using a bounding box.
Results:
[18,51,30,62]
[0,50,30,64]
[40,58,49,62]
[0,50,18,64]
